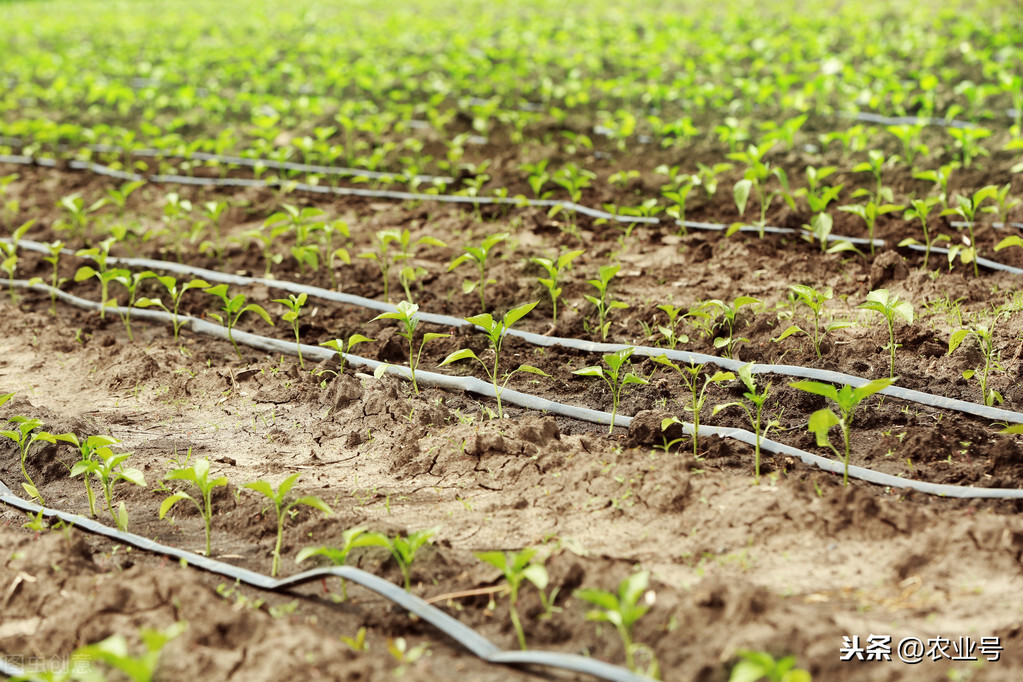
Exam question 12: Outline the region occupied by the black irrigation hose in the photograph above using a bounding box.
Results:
[4,278,1023,501]
[0,478,651,682]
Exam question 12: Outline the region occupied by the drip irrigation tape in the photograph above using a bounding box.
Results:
[11,238,1023,427]
[0,478,650,682]
[4,278,1023,501]
[676,220,883,247]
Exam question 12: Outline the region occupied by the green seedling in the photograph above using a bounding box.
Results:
[199,199,230,263]
[448,231,508,312]
[520,159,552,199]
[837,200,903,255]
[947,126,992,168]
[899,197,942,268]
[913,161,958,213]
[110,268,157,341]
[387,637,431,676]
[654,304,691,350]
[55,193,105,240]
[729,143,792,238]
[320,334,375,374]
[531,248,584,324]
[983,183,1021,227]
[851,148,896,204]
[135,276,211,340]
[585,263,628,340]
[71,621,186,682]
[663,178,695,236]
[204,284,274,360]
[886,123,929,168]
[858,289,914,379]
[773,285,850,359]
[162,191,194,261]
[729,650,812,682]
[243,472,333,577]
[790,377,894,485]
[272,292,308,368]
[39,238,67,315]
[440,301,546,419]
[74,237,117,318]
[574,570,654,673]
[341,627,369,652]
[381,528,437,591]
[371,300,449,394]
[573,347,648,434]
[50,433,120,518]
[949,321,1004,406]
[104,179,146,218]
[712,363,780,482]
[70,444,146,530]
[942,185,997,277]
[0,219,34,304]
[159,457,229,557]
[297,526,390,601]
[656,357,734,457]
[0,415,63,503]
[476,548,549,650]
[319,218,352,290]
[705,296,760,359]
[359,229,403,302]
[798,166,843,214]
[265,204,326,272]
[395,228,447,302]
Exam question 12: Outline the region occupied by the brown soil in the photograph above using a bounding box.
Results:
[3,148,1023,682]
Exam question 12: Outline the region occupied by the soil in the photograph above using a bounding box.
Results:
[2,138,1023,682]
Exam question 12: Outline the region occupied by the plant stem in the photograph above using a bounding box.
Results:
[102,479,119,529]
[272,513,284,577]
[509,597,527,650]
[617,623,636,671]
[84,475,97,517]
[842,418,852,486]
[204,489,214,557]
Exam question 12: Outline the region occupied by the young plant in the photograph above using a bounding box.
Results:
[319,218,352,290]
[70,444,147,531]
[712,363,780,482]
[199,199,230,263]
[371,300,449,394]
[297,526,389,601]
[320,334,375,374]
[74,237,117,318]
[358,229,402,302]
[476,548,549,650]
[730,143,792,238]
[837,200,904,255]
[948,320,1004,406]
[941,185,997,277]
[729,650,811,682]
[982,183,1021,227]
[585,263,628,340]
[0,416,62,503]
[135,276,211,340]
[273,292,308,369]
[851,148,897,204]
[55,193,105,240]
[0,219,34,304]
[655,358,734,458]
[51,433,120,518]
[900,197,941,269]
[110,268,157,341]
[530,248,584,324]
[790,377,894,486]
[439,301,546,419]
[39,239,67,315]
[572,347,648,434]
[159,457,229,557]
[705,296,760,359]
[381,528,437,591]
[654,304,691,350]
[448,231,509,312]
[393,228,447,302]
[204,284,275,361]
[574,570,654,673]
[243,472,333,577]
[773,285,849,359]
[857,289,914,379]
[71,622,186,682]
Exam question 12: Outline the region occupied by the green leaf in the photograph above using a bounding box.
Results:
[789,380,839,402]
[850,376,895,403]
[808,408,840,446]
[159,492,193,519]
[773,325,806,342]
[948,329,972,354]
[243,480,275,499]
[572,366,604,377]
[240,303,274,326]
[502,300,539,329]
[439,348,479,365]
[515,364,549,376]
[733,178,753,215]
[292,496,333,515]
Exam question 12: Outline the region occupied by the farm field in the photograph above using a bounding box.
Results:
[2,0,1023,680]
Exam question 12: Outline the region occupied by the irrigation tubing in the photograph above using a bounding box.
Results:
[0,478,650,682]
[10,237,1023,427]
[4,278,1023,501]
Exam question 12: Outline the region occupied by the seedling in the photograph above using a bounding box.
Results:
[585,263,628,340]
[238,221,291,277]
[899,197,941,268]
[942,185,997,277]
[50,433,120,518]
[851,148,896,204]
[371,300,449,394]
[440,301,546,419]
[858,289,914,379]
[948,319,1004,406]
[476,548,549,650]
[243,472,333,577]
[572,347,648,434]
[159,457,229,557]
[0,219,33,304]
[380,528,437,591]
[448,231,508,311]
[104,179,146,217]
[71,622,186,682]
[74,237,117,318]
[914,161,958,213]
[320,334,375,374]
[705,296,760,359]
[387,637,431,676]
[297,526,389,601]
[55,193,105,240]
[947,126,992,168]
[712,363,781,482]
[654,304,691,350]
[790,377,894,485]
[199,199,230,263]
[358,229,402,302]
[729,143,792,238]
[70,444,146,530]
[162,191,194,261]
[982,183,1021,227]
[394,228,447,302]
[729,650,811,682]
[574,570,654,673]
[319,218,352,290]
[110,268,157,341]
[773,285,850,359]
[39,239,67,315]
[1,416,60,502]
[135,276,211,340]
[530,248,584,324]
[272,292,308,368]
[204,284,275,361]
[837,200,903,255]
[655,357,734,457]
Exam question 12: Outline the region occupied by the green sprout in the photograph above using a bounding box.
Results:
[837,200,904,256]
[159,457,229,557]
[135,276,211,341]
[440,301,547,419]
[729,142,791,238]
[712,363,781,482]
[656,358,734,458]
[39,239,67,315]
[380,528,437,591]
[204,284,275,361]
[273,292,308,368]
[448,231,508,312]
[371,300,449,394]
[585,263,628,340]
[297,526,389,601]
[0,415,65,503]
[574,570,654,673]
[47,433,119,518]
[243,472,333,577]
[705,296,760,359]
[0,219,34,304]
[109,269,158,341]
[476,548,549,650]
[790,377,894,486]
[773,285,849,359]
[857,289,913,379]
[393,228,447,302]
[319,334,375,374]
[69,622,186,682]
[70,444,146,531]
[74,237,117,318]
[948,319,1004,407]
[942,185,997,277]
[899,197,942,269]
[572,347,648,434]
[729,650,812,682]
[653,304,692,350]
[530,248,584,324]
